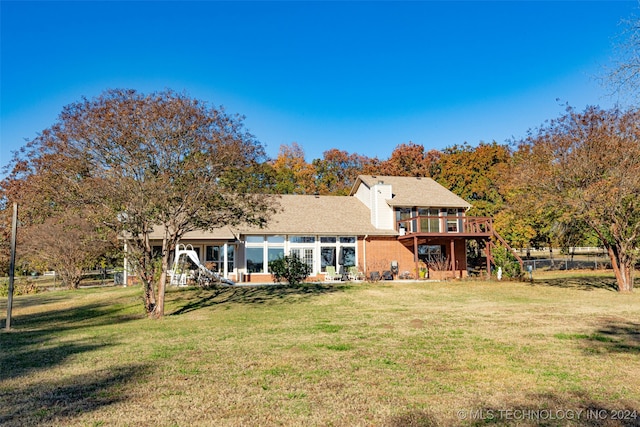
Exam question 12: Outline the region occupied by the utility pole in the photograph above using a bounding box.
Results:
[5,202,17,331]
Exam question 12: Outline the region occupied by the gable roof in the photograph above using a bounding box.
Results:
[240,194,395,236]
[351,175,471,209]
[148,225,237,241]
[148,176,471,242]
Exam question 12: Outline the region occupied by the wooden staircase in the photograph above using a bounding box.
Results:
[466,217,524,273]
[487,230,524,272]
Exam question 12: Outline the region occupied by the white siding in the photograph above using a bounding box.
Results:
[354,183,371,209]
[370,183,394,230]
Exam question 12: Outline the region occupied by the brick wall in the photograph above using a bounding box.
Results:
[360,236,416,277]
[361,236,469,279]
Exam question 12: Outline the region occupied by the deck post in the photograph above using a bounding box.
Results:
[486,240,492,278]
[413,236,419,279]
[450,239,456,279]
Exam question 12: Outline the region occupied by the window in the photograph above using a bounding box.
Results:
[206,245,235,273]
[396,208,414,232]
[246,247,264,273]
[290,236,315,244]
[320,247,336,272]
[418,208,440,233]
[320,236,356,272]
[268,247,284,264]
[290,236,315,272]
[340,247,356,267]
[245,235,284,273]
[226,246,235,273]
[446,208,459,232]
[290,248,314,271]
[418,245,444,264]
[152,246,163,259]
[205,245,222,272]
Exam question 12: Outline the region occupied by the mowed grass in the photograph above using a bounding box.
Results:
[1,273,639,426]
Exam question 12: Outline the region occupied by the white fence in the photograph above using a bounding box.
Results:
[523,258,611,271]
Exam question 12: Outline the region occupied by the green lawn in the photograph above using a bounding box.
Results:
[1,273,639,426]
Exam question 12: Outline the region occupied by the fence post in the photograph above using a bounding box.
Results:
[5,203,18,331]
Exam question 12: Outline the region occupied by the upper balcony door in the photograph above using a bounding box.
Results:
[418,208,441,233]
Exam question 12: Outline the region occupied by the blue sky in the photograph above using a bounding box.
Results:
[1,1,637,169]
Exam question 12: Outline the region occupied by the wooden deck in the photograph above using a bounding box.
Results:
[396,215,495,239]
[395,215,524,273]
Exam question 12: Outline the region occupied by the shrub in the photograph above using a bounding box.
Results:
[492,246,523,279]
[269,255,311,286]
[0,279,39,297]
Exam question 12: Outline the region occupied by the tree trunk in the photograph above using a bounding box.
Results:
[607,246,634,292]
[151,244,171,319]
[152,270,167,319]
[143,280,156,314]
[59,268,83,289]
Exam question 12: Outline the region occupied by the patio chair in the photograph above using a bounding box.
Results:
[324,266,342,282]
[347,266,365,281]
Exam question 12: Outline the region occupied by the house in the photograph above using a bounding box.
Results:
[139,175,512,284]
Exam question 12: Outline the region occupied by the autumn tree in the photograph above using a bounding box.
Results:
[493,193,553,251]
[511,106,640,292]
[312,149,373,195]
[270,143,317,194]
[1,151,116,282]
[20,212,112,288]
[435,142,511,218]
[0,199,12,275]
[4,89,277,317]
[366,142,440,177]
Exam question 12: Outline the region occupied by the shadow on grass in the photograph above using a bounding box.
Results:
[554,320,640,355]
[170,283,351,316]
[387,391,640,426]
[589,320,640,355]
[0,293,70,311]
[1,300,142,381]
[0,363,151,427]
[0,336,108,382]
[531,275,620,291]
[2,301,142,332]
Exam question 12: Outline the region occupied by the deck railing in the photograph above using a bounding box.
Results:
[396,215,494,236]
[396,215,524,270]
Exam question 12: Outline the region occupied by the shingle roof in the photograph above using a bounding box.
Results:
[148,226,237,240]
[240,194,396,236]
[352,175,471,209]
[148,176,470,241]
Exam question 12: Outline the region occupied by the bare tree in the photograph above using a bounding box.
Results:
[4,89,277,317]
[607,14,640,101]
